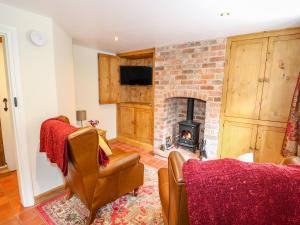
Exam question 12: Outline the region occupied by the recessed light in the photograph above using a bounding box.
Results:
[220,12,230,16]
[114,36,119,41]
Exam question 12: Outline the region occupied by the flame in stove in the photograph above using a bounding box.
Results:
[182,130,192,140]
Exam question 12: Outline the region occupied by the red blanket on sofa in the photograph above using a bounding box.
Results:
[182,159,300,225]
[40,118,78,176]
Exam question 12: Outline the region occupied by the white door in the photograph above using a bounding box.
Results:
[0,40,16,170]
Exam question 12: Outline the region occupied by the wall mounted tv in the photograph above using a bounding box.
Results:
[120,66,152,85]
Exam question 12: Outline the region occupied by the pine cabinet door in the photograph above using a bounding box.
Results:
[98,54,111,104]
[135,108,153,144]
[118,106,135,137]
[110,56,120,103]
[260,34,300,122]
[220,121,257,159]
[255,126,285,163]
[225,38,268,119]
[98,54,120,104]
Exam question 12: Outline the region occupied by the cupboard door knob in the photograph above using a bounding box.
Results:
[258,78,264,82]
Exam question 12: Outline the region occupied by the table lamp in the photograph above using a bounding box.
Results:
[76,110,86,127]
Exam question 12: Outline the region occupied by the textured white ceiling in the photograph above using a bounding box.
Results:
[1,0,300,53]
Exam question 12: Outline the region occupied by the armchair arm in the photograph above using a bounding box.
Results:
[168,151,186,184]
[168,151,189,225]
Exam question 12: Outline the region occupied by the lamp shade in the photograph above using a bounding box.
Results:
[76,110,86,121]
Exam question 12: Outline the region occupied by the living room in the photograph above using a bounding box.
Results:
[0,1,300,225]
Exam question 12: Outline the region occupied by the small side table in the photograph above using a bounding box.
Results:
[97,129,107,140]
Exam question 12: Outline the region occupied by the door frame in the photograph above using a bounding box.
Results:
[0,24,34,206]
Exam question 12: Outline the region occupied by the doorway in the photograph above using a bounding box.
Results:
[0,36,17,174]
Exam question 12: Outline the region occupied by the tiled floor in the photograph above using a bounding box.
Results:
[0,141,167,225]
[110,141,168,169]
[0,172,46,225]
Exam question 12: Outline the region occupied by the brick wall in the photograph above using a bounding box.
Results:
[154,38,226,158]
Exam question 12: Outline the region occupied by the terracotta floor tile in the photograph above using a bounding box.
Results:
[0,203,17,222]
[20,215,44,225]
[17,208,37,223]
[0,216,20,225]
[10,198,24,213]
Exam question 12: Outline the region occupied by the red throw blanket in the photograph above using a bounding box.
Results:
[182,159,300,225]
[40,118,79,176]
[40,118,109,175]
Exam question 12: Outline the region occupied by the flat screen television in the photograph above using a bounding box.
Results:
[120,66,152,85]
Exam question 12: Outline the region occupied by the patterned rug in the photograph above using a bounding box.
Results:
[36,166,163,225]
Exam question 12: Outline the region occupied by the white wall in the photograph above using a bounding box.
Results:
[53,22,76,124]
[73,45,117,139]
[0,3,76,195]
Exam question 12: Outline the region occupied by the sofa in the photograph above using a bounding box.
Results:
[58,116,144,225]
[158,151,300,225]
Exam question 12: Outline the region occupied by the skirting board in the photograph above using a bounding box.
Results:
[34,184,66,205]
[0,164,10,174]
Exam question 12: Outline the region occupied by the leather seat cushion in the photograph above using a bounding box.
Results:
[98,147,140,177]
[158,168,169,219]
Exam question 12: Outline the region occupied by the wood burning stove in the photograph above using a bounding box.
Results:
[178,98,200,151]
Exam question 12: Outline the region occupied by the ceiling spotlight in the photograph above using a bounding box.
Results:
[220,12,230,16]
[114,36,119,41]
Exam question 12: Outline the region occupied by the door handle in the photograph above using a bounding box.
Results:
[3,98,8,111]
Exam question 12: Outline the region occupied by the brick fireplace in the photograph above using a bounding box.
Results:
[154,39,226,158]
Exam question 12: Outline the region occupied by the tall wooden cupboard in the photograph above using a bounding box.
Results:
[218,28,300,163]
[98,49,155,151]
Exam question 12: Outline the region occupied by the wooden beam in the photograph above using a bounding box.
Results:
[118,48,155,59]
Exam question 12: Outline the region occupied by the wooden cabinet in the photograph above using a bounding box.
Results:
[98,49,155,152]
[117,103,153,150]
[135,108,153,144]
[98,54,120,104]
[260,34,300,122]
[255,126,285,163]
[118,105,135,137]
[219,28,300,163]
[220,121,257,158]
[225,38,268,119]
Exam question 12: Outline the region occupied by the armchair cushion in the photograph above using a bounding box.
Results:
[98,135,112,156]
[98,148,140,177]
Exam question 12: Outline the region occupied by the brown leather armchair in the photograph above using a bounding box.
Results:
[58,116,144,225]
[158,151,300,225]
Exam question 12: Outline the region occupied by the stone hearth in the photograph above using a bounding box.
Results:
[154,39,226,159]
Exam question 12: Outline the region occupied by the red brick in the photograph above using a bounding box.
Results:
[209,56,225,62]
[211,45,226,50]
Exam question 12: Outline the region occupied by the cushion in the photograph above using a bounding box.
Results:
[98,135,112,156]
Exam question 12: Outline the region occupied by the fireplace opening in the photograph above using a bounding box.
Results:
[177,98,201,151]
